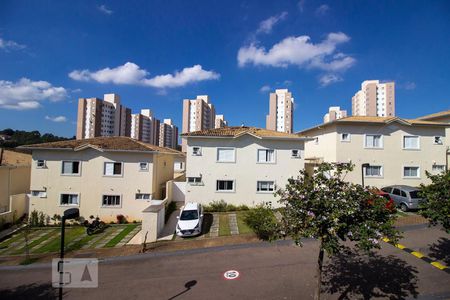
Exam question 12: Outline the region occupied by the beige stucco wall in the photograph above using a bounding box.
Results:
[29,148,174,222]
[303,123,447,188]
[0,165,31,211]
[304,126,338,162]
[185,135,305,207]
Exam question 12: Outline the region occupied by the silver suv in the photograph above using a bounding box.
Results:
[381,185,424,212]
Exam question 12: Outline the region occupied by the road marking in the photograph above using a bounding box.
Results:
[224,270,240,280]
[383,237,449,274]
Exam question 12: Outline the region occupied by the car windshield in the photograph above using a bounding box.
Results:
[409,191,421,199]
[180,209,198,220]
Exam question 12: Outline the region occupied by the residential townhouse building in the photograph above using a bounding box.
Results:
[299,116,449,188]
[182,127,309,207]
[21,137,181,222]
[416,109,450,148]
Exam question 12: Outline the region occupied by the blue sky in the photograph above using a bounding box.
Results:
[0,0,449,137]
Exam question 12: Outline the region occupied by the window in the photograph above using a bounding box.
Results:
[403,166,420,178]
[364,166,382,177]
[340,133,351,142]
[314,137,319,145]
[102,195,121,207]
[61,161,80,175]
[434,136,443,145]
[104,162,122,176]
[135,193,151,200]
[403,136,419,149]
[291,150,301,158]
[217,148,235,162]
[60,194,79,206]
[392,188,401,196]
[187,177,202,185]
[31,190,47,198]
[216,180,234,192]
[36,160,46,168]
[365,135,382,148]
[139,162,149,171]
[192,147,202,156]
[432,165,445,174]
[257,181,275,192]
[257,149,275,163]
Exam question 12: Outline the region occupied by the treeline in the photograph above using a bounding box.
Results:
[0,128,74,148]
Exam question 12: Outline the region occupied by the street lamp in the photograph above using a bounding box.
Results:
[59,208,79,300]
[361,163,370,188]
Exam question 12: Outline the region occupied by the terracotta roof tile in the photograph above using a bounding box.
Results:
[19,136,182,154]
[416,110,450,120]
[182,126,301,139]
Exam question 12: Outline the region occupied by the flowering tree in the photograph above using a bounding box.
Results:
[419,170,450,232]
[277,163,399,300]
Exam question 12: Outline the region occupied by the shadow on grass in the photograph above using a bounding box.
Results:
[428,237,450,265]
[201,213,213,236]
[323,248,419,300]
[0,283,59,299]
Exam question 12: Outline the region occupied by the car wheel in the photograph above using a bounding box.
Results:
[400,203,409,212]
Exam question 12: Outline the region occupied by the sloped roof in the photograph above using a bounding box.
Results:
[298,116,449,135]
[181,126,305,139]
[19,136,182,155]
[416,110,450,121]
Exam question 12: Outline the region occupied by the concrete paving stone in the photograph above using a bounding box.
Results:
[82,227,115,249]
[94,227,125,249]
[114,226,142,248]
[228,213,239,236]
[209,214,220,237]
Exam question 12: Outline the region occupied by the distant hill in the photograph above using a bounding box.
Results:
[0,128,74,148]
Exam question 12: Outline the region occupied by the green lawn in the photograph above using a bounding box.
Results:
[105,224,138,247]
[218,214,230,236]
[236,211,253,234]
[12,229,58,255]
[35,226,86,254]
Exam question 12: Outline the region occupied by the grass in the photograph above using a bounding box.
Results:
[12,229,58,255]
[34,227,86,254]
[396,211,408,217]
[218,214,230,236]
[0,232,25,250]
[104,224,138,248]
[236,211,253,234]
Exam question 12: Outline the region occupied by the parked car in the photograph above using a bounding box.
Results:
[381,185,424,211]
[176,202,203,237]
[372,190,396,212]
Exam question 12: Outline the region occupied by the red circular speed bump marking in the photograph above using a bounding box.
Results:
[223,270,240,280]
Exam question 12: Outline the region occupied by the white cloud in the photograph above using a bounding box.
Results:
[259,85,271,93]
[403,81,416,90]
[256,12,288,34]
[98,4,113,15]
[315,4,330,16]
[0,38,26,52]
[45,115,67,122]
[298,0,306,12]
[237,32,355,72]
[319,74,342,86]
[69,62,220,89]
[0,78,67,110]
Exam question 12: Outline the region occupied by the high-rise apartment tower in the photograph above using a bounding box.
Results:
[352,80,395,117]
[266,89,294,133]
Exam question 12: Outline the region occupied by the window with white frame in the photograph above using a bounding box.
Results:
[291,149,301,158]
[102,195,121,207]
[217,148,235,162]
[135,193,151,200]
[31,190,47,198]
[36,160,46,168]
[187,177,202,185]
[139,162,149,171]
[192,147,202,156]
[365,134,383,148]
[104,162,122,176]
[61,161,80,175]
[216,180,234,192]
[257,149,275,163]
[434,136,443,145]
[403,136,419,149]
[432,165,445,174]
[341,133,351,142]
[257,181,275,192]
[60,194,79,206]
[403,166,420,178]
[364,166,383,177]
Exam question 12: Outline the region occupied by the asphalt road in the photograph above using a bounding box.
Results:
[0,225,449,300]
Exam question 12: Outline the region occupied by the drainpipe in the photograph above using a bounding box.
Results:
[446,147,449,172]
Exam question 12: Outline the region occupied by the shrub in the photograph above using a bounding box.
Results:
[28,210,39,227]
[165,201,177,223]
[244,203,280,240]
[116,214,128,224]
[38,212,45,227]
[204,200,251,212]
